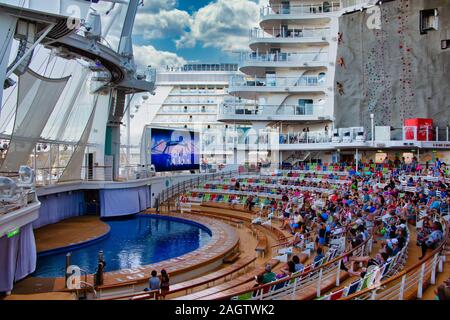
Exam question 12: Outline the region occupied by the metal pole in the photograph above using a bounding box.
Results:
[356,149,359,172]
[316,268,323,297]
[370,113,374,145]
[33,147,37,183]
[126,96,131,180]
[48,145,52,185]
[65,252,71,288]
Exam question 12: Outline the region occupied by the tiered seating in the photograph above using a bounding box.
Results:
[319,226,411,300]
[103,256,257,300]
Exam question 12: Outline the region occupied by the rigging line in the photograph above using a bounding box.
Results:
[45,63,77,139]
[48,64,82,136]
[46,54,58,78]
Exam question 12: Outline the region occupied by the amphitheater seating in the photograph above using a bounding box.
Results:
[173,259,280,300]
[104,256,257,300]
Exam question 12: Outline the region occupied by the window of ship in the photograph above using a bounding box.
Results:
[420,9,439,34]
[318,72,326,84]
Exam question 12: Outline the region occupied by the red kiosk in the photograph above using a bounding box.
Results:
[404,118,433,141]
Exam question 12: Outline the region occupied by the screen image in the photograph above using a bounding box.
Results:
[150,128,199,172]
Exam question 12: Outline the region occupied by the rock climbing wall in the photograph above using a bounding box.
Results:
[334,0,450,140]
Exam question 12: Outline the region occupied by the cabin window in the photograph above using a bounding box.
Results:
[442,39,450,50]
[420,9,439,34]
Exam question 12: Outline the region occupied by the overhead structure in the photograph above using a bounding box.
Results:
[0,0,157,180]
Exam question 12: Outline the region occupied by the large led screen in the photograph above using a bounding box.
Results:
[149,128,199,172]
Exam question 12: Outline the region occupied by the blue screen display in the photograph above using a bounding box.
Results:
[150,128,199,172]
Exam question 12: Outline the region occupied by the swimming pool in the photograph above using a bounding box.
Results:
[33,215,212,278]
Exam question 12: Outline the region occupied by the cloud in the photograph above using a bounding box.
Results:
[140,0,178,13]
[134,9,192,40]
[176,0,260,51]
[106,35,186,68]
[133,44,186,68]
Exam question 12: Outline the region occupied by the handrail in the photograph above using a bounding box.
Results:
[341,217,448,300]
[210,233,372,300]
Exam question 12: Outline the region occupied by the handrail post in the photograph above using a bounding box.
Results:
[336,259,341,286]
[438,255,444,273]
[417,263,426,299]
[431,254,438,284]
[399,274,406,300]
[292,277,298,296]
[317,268,323,297]
[370,289,376,300]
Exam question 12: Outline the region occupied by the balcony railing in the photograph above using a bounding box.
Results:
[219,104,327,117]
[229,75,325,88]
[261,2,341,17]
[280,131,332,144]
[164,98,217,104]
[241,51,329,64]
[250,27,329,40]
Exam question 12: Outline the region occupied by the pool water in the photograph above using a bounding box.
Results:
[33,215,212,278]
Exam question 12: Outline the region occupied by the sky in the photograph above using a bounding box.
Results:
[128,0,268,68]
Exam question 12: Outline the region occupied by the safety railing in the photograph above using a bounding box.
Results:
[342,215,448,300]
[0,166,37,214]
[280,131,332,144]
[241,51,329,63]
[218,104,327,117]
[156,169,243,211]
[212,235,373,300]
[402,126,450,142]
[230,75,323,88]
[319,226,411,300]
[261,2,341,17]
[250,27,330,40]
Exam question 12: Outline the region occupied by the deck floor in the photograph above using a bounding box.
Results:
[34,216,110,253]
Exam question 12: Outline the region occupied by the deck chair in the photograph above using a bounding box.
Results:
[232,292,254,300]
[223,194,229,203]
[330,288,345,300]
[203,194,211,202]
[345,279,362,296]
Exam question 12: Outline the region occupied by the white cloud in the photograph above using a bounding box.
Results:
[105,35,186,68]
[133,44,186,68]
[134,9,192,40]
[140,0,178,13]
[176,0,260,51]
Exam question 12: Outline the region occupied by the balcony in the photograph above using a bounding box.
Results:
[228,75,327,98]
[240,51,329,74]
[217,103,331,123]
[260,2,341,25]
[249,27,330,51]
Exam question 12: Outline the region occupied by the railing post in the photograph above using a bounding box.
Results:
[399,275,406,300]
[291,277,298,296]
[417,263,426,299]
[336,259,341,286]
[317,268,323,297]
[370,289,377,300]
[431,254,438,285]
[438,255,444,273]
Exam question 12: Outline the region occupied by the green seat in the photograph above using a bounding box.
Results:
[234,292,253,300]
[223,195,229,202]
[203,194,211,201]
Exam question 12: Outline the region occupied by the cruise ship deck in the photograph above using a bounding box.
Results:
[0,0,449,306]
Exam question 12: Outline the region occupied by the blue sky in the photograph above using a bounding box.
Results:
[130,0,265,68]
